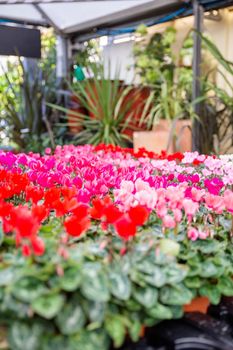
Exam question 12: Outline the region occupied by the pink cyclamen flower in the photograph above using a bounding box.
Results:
[198,230,208,240]
[173,208,182,222]
[205,194,225,214]
[183,199,199,217]
[187,227,199,241]
[224,190,233,213]
[162,215,176,229]
[45,148,51,155]
[191,187,205,202]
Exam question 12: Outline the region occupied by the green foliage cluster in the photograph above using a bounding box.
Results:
[196,33,233,154]
[74,39,100,68]
[0,216,233,349]
[52,63,153,146]
[0,29,57,153]
[133,25,193,124]
[134,25,176,86]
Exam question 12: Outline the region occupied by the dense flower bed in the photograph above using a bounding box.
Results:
[0,145,233,349]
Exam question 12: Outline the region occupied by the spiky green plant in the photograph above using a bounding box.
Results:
[51,63,154,146]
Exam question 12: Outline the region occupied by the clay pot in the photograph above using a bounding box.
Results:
[67,95,87,134]
[133,119,192,154]
[183,296,210,314]
[122,86,151,138]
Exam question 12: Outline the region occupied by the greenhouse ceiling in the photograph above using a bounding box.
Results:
[0,0,233,40]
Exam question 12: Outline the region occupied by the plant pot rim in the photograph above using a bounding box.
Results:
[183,296,210,314]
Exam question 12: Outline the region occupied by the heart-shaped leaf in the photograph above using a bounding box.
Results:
[32,293,64,319]
[59,266,82,292]
[12,277,47,302]
[144,267,166,287]
[81,263,110,302]
[133,286,158,308]
[56,301,86,335]
[8,322,43,350]
[147,303,173,319]
[160,284,193,305]
[109,269,131,301]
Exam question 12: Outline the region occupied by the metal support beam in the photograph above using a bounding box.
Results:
[33,3,63,34]
[192,0,203,152]
[56,34,69,81]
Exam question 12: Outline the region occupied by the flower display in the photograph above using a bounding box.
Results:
[0,144,233,350]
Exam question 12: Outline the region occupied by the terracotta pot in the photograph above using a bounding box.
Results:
[133,119,192,154]
[183,296,210,314]
[67,95,87,134]
[84,81,151,139]
[122,86,151,138]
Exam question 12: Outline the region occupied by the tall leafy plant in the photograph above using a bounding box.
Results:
[0,30,56,152]
[133,25,193,126]
[52,63,153,146]
[195,32,233,154]
[133,25,176,88]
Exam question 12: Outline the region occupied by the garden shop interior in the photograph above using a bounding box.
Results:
[0,0,233,154]
[1,1,233,350]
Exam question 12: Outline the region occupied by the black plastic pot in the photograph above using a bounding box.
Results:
[113,298,233,350]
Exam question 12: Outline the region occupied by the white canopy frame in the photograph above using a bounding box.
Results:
[0,1,181,37]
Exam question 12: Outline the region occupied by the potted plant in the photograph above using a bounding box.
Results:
[54,63,153,146]
[1,145,233,349]
[133,75,193,153]
[133,25,193,153]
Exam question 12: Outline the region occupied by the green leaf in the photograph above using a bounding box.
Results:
[164,264,188,284]
[200,261,219,278]
[184,276,202,289]
[105,315,126,348]
[83,300,106,323]
[125,299,142,311]
[0,225,3,246]
[59,266,82,292]
[32,293,64,319]
[128,317,142,342]
[133,286,158,308]
[219,217,232,231]
[56,301,86,335]
[41,336,70,350]
[143,267,166,287]
[192,239,221,254]
[170,305,184,319]
[160,284,193,305]
[0,268,15,286]
[1,294,29,318]
[147,303,173,319]
[8,322,43,350]
[81,263,110,302]
[217,276,233,297]
[136,258,157,274]
[187,264,202,277]
[109,269,131,301]
[200,283,221,305]
[198,32,233,75]
[12,277,47,302]
[70,330,109,350]
[159,238,180,256]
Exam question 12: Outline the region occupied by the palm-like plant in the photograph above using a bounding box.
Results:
[52,63,153,146]
[195,32,233,154]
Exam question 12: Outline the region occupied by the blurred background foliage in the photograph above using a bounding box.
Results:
[0,29,58,153]
[0,25,232,155]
